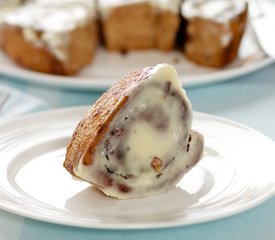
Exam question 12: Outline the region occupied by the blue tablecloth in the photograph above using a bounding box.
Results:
[0,63,274,240]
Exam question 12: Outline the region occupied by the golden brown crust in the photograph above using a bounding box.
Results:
[183,3,248,68]
[63,66,152,175]
[101,3,156,51]
[0,19,98,75]
[155,10,180,51]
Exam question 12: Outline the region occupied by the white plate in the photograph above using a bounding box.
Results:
[0,21,273,90]
[0,106,274,229]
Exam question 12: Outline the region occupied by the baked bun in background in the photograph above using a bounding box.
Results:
[0,0,98,75]
[181,0,248,68]
[98,0,182,52]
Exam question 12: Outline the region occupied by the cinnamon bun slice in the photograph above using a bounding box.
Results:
[64,63,204,199]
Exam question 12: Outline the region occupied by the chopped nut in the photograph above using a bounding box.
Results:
[151,157,163,173]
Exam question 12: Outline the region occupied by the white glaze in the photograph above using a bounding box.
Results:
[0,0,21,23]
[4,1,96,32]
[181,0,246,22]
[73,64,204,199]
[98,0,182,18]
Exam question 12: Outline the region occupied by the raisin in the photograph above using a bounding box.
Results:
[105,165,114,174]
[102,174,113,187]
[110,126,124,136]
[187,143,190,152]
[188,134,192,142]
[118,184,131,193]
[115,144,125,161]
[163,81,171,98]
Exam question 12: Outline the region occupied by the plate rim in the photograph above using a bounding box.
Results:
[0,106,274,229]
[0,52,273,91]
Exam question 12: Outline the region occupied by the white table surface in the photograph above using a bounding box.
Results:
[0,62,274,240]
